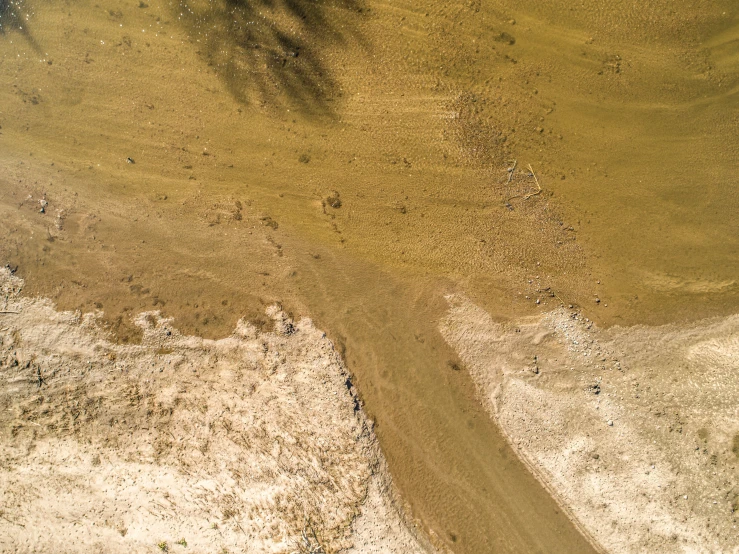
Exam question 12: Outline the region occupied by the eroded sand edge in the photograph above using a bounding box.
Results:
[0,268,430,554]
[441,295,739,553]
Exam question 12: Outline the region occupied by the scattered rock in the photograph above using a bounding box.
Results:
[495,32,516,45]
[326,192,342,209]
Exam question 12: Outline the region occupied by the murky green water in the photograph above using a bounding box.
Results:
[1,0,737,552]
[504,1,739,324]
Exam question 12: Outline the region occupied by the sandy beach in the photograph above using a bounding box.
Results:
[0,267,429,553]
[442,294,739,553]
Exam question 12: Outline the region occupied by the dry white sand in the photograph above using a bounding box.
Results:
[441,294,739,553]
[0,268,429,554]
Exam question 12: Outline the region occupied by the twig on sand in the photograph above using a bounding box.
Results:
[0,311,20,314]
[298,518,326,554]
[524,164,543,199]
[506,159,518,183]
[0,511,25,528]
[234,520,247,536]
[505,163,543,203]
[550,289,567,306]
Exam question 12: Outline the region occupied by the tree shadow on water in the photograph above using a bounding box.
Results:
[175,0,366,116]
[0,0,40,51]
[0,0,21,32]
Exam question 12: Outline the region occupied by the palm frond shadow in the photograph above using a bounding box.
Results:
[176,0,366,116]
[0,0,41,52]
[0,0,20,32]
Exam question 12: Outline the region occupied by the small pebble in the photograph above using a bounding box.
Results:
[607,420,613,426]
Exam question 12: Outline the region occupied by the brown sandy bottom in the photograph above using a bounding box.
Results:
[441,295,739,553]
[0,268,429,554]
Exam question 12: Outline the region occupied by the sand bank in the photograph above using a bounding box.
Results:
[442,295,739,553]
[0,268,429,554]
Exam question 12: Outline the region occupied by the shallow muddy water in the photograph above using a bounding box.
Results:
[1,0,737,552]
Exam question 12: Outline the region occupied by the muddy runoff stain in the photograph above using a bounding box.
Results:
[0,161,597,553]
[0,179,597,554]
